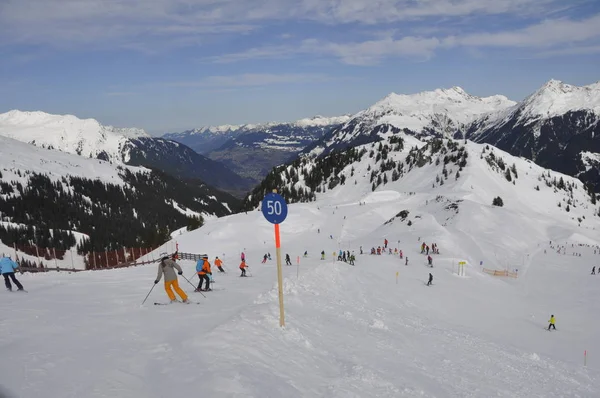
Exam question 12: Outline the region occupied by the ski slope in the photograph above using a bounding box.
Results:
[2,138,600,397]
[1,203,599,397]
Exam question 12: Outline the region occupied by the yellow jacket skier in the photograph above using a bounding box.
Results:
[547,315,556,330]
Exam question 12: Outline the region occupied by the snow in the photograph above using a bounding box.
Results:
[581,151,600,172]
[0,135,148,186]
[2,134,600,397]
[174,115,350,138]
[517,80,600,122]
[474,79,600,133]
[292,115,352,128]
[0,110,149,164]
[351,87,516,133]
[169,200,202,218]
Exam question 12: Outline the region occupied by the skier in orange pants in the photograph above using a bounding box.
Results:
[155,253,188,303]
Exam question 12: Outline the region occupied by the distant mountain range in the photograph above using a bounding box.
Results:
[163,115,351,185]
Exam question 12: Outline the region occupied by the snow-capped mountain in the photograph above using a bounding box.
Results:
[164,115,351,185]
[305,87,515,157]
[163,125,244,155]
[0,134,239,258]
[467,80,600,192]
[0,110,252,196]
[0,110,148,162]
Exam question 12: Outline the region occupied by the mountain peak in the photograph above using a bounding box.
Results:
[518,80,600,120]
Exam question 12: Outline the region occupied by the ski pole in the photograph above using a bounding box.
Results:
[182,274,206,298]
[141,283,157,305]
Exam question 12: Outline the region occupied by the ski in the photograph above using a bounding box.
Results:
[154,301,200,305]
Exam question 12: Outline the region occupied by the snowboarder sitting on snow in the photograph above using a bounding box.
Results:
[427,273,433,286]
[548,315,556,330]
[285,254,292,266]
[240,260,248,277]
[196,255,212,292]
[155,253,188,303]
[215,257,225,272]
[0,255,24,292]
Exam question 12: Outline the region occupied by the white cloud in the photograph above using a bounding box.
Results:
[164,73,334,88]
[0,0,571,49]
[449,14,600,48]
[208,12,600,65]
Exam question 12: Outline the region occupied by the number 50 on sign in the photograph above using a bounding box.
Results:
[262,193,288,224]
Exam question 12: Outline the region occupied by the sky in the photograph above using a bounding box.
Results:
[1,0,600,135]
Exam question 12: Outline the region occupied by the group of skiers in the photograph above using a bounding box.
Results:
[151,251,251,303]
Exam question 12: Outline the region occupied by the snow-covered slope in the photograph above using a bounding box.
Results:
[468,79,600,194]
[2,132,599,397]
[306,87,515,157]
[0,135,239,268]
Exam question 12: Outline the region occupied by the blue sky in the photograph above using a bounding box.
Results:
[1,0,599,135]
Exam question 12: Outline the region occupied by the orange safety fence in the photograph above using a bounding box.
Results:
[482,268,518,278]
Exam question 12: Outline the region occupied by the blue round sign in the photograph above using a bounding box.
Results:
[261,193,288,224]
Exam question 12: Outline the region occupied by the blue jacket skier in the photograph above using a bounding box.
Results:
[0,256,24,291]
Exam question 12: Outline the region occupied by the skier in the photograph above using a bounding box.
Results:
[427,273,433,286]
[426,246,430,255]
[384,239,388,249]
[241,251,246,262]
[405,257,408,266]
[338,250,343,261]
[0,255,24,291]
[548,315,556,330]
[428,255,433,267]
[155,253,188,303]
[349,252,355,266]
[239,260,248,277]
[399,250,403,259]
[360,246,363,255]
[592,266,596,275]
[262,254,268,264]
[196,255,212,292]
[342,251,347,262]
[285,254,292,266]
[303,251,308,258]
[215,256,225,272]
[268,253,272,260]
[321,251,325,260]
